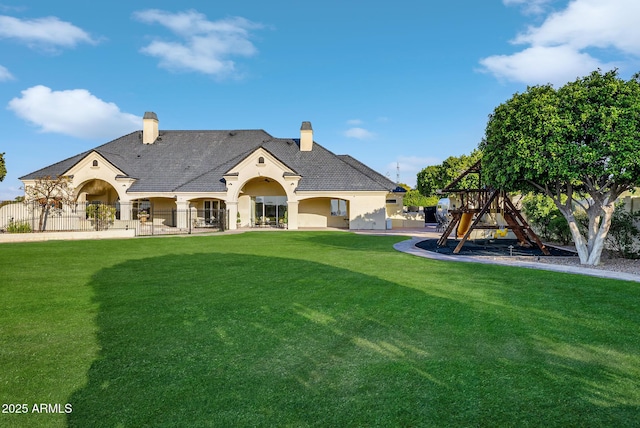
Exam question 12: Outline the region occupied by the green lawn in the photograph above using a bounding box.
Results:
[1,232,639,427]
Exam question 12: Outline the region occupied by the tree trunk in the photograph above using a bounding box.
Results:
[566,216,590,264]
[586,203,615,266]
[38,206,48,232]
[585,205,602,254]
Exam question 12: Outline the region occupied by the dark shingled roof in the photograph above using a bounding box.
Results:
[21,129,399,193]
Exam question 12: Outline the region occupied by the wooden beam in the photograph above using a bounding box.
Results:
[453,189,500,254]
[503,197,550,255]
[437,212,461,247]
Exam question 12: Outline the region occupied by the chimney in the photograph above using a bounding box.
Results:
[143,112,159,144]
[300,121,313,151]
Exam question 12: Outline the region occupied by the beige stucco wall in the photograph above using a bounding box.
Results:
[347,192,388,230]
[298,198,330,228]
[297,192,390,230]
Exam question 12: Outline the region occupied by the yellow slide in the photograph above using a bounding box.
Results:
[457,212,473,238]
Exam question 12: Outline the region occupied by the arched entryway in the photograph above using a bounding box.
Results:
[76,179,122,219]
[76,179,119,205]
[238,177,287,227]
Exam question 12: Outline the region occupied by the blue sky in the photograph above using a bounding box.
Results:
[1,0,640,199]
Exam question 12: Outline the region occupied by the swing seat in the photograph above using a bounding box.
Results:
[494,228,508,238]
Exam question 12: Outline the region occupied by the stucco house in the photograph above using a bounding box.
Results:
[20,112,405,230]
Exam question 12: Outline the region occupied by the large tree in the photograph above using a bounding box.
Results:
[481,70,640,265]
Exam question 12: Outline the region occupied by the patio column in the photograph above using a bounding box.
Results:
[176,200,189,229]
[227,201,238,230]
[287,200,298,230]
[119,201,132,220]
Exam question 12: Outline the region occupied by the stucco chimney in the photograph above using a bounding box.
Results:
[143,112,159,144]
[300,121,313,151]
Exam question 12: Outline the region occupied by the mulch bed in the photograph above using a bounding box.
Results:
[416,238,577,257]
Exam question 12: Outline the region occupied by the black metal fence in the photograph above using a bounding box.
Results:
[0,201,226,236]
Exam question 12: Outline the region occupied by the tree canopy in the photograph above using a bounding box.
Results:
[24,175,75,231]
[416,149,482,197]
[481,69,640,265]
[0,152,5,182]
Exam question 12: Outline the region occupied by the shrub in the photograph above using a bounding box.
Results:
[547,212,573,245]
[606,203,640,259]
[6,219,32,233]
[86,204,116,231]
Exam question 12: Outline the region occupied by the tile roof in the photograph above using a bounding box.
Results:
[21,129,398,194]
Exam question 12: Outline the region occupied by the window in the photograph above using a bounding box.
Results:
[92,160,98,167]
[386,199,397,204]
[258,157,265,164]
[331,199,347,216]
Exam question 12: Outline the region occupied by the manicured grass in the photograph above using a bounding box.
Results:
[1,232,639,427]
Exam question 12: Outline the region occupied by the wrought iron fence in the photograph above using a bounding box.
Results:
[0,201,226,236]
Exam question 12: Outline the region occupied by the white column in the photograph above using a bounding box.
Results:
[176,200,189,229]
[227,201,238,230]
[287,200,299,230]
[119,201,132,220]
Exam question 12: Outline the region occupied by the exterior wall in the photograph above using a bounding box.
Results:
[385,196,404,217]
[348,193,388,230]
[0,202,29,229]
[148,198,175,211]
[623,195,640,213]
[297,192,390,230]
[298,198,329,228]
[0,229,136,243]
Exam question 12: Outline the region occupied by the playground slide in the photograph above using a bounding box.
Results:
[457,212,473,238]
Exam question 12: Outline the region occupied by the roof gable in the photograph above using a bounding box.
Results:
[225,146,298,176]
[66,151,127,179]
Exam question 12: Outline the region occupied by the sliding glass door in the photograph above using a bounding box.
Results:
[253,196,287,225]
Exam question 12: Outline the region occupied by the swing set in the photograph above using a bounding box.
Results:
[436,160,549,255]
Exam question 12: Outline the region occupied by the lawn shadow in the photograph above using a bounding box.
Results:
[293,231,407,253]
[67,251,640,427]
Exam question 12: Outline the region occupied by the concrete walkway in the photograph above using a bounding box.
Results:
[387,227,640,283]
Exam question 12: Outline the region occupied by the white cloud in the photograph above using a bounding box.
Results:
[346,119,363,125]
[503,0,555,15]
[344,127,375,140]
[480,45,613,86]
[514,0,640,53]
[133,9,262,77]
[481,0,640,86]
[8,85,140,139]
[0,15,98,51]
[0,64,13,81]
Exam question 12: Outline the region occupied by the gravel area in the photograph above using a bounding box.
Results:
[509,250,640,275]
[412,234,640,276]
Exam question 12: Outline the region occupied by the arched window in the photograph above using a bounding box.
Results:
[258,157,265,164]
[92,160,98,167]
